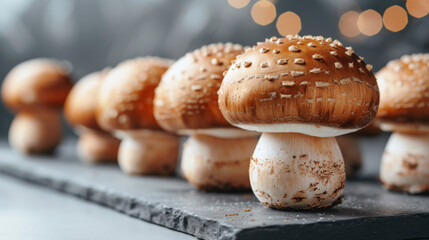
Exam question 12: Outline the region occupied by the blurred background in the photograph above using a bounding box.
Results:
[1,0,428,137]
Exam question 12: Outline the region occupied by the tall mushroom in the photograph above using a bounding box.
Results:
[377,54,429,193]
[1,59,73,154]
[154,43,258,191]
[64,69,120,163]
[218,35,379,209]
[96,57,179,175]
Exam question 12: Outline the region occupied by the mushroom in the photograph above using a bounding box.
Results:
[377,54,429,193]
[96,58,179,175]
[337,136,362,177]
[1,59,73,154]
[64,69,120,163]
[154,43,259,191]
[338,121,381,177]
[218,35,379,209]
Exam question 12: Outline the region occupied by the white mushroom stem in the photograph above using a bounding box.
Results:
[380,132,429,193]
[77,130,120,164]
[115,130,179,175]
[337,136,362,177]
[250,133,345,210]
[9,109,62,154]
[181,134,258,191]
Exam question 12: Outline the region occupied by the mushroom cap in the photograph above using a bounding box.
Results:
[376,54,429,130]
[1,58,73,111]
[64,69,110,131]
[218,35,379,137]
[96,57,171,132]
[154,43,244,134]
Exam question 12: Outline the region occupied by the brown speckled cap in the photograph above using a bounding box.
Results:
[153,43,244,133]
[218,35,379,137]
[64,69,110,131]
[376,54,429,128]
[1,58,73,111]
[96,57,171,132]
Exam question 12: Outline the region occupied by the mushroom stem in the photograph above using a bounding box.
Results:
[380,132,429,193]
[181,134,258,191]
[250,133,345,210]
[9,109,62,154]
[337,136,362,177]
[117,130,179,175]
[77,130,120,164]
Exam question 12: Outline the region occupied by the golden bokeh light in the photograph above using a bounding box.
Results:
[276,11,302,36]
[227,0,250,9]
[251,0,277,26]
[406,0,429,18]
[383,5,408,32]
[338,11,360,38]
[357,9,382,36]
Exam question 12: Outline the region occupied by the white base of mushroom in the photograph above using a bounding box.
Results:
[337,136,362,177]
[181,134,258,191]
[380,132,429,193]
[77,130,120,164]
[115,130,179,175]
[250,133,345,210]
[9,110,62,154]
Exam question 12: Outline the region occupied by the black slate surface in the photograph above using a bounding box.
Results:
[0,174,193,240]
[0,138,428,240]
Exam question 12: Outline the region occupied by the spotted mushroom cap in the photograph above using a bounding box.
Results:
[376,54,429,128]
[64,69,110,131]
[1,58,73,111]
[218,35,379,137]
[154,43,244,133]
[96,57,171,132]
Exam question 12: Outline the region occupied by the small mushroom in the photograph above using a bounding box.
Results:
[1,59,73,154]
[181,134,258,191]
[154,43,258,191]
[218,35,379,209]
[376,54,429,193]
[337,136,362,177]
[64,69,120,163]
[77,130,120,164]
[96,58,179,175]
[339,121,382,177]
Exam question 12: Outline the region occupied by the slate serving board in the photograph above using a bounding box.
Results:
[0,139,428,240]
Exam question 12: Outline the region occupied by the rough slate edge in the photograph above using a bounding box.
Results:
[1,148,429,240]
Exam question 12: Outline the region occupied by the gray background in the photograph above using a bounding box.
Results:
[1,0,428,136]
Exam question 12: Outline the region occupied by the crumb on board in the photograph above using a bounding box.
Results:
[244,208,252,212]
[225,213,239,217]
